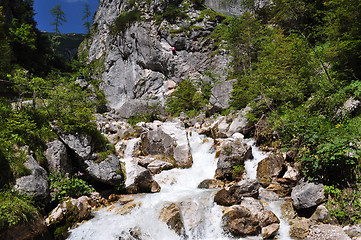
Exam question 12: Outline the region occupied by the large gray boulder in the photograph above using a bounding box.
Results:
[227,107,251,137]
[125,165,161,193]
[84,154,124,186]
[60,133,92,160]
[14,155,49,200]
[45,140,72,173]
[215,139,252,180]
[117,99,164,119]
[141,122,192,167]
[291,180,326,210]
[209,80,237,113]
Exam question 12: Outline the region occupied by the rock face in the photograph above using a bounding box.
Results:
[209,80,237,112]
[81,0,230,112]
[215,140,252,180]
[141,122,192,167]
[291,180,325,210]
[14,155,49,200]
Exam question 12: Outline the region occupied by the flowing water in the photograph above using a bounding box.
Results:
[67,132,292,240]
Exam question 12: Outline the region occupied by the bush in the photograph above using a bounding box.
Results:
[112,9,141,35]
[49,171,95,203]
[0,190,38,232]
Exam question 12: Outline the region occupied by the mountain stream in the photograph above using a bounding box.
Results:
[67,132,292,240]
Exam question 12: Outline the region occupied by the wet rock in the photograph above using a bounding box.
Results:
[289,217,311,239]
[222,205,260,237]
[259,189,279,201]
[214,189,234,206]
[281,199,297,222]
[147,160,174,174]
[240,197,264,215]
[306,224,351,240]
[141,122,192,167]
[215,140,252,180]
[258,210,280,227]
[84,154,124,186]
[159,203,185,237]
[14,155,49,200]
[113,202,139,215]
[256,153,285,187]
[229,178,260,200]
[45,140,72,173]
[126,167,161,193]
[291,180,325,211]
[262,223,280,239]
[45,196,92,226]
[198,179,225,189]
[137,155,156,168]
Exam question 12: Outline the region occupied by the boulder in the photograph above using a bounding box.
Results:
[84,154,124,186]
[159,203,186,237]
[117,99,164,119]
[344,224,361,239]
[214,189,235,206]
[209,79,237,113]
[291,180,325,211]
[256,153,285,187]
[141,122,192,167]
[14,155,49,200]
[281,199,297,222]
[240,197,264,215]
[310,205,330,223]
[197,179,225,189]
[229,178,260,200]
[289,217,311,239]
[257,210,280,227]
[306,224,351,240]
[60,133,92,160]
[227,106,251,137]
[147,160,174,174]
[126,166,161,193]
[45,196,92,226]
[215,140,252,180]
[222,205,260,237]
[45,140,72,173]
[262,223,280,239]
[334,97,361,120]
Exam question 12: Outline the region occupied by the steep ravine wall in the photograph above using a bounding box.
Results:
[81,0,231,114]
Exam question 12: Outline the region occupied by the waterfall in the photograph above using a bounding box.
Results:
[123,137,141,187]
[67,132,292,240]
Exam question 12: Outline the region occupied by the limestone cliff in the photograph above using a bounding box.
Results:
[80,0,233,115]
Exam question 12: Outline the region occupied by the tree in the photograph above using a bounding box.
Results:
[50,5,66,34]
[82,4,92,34]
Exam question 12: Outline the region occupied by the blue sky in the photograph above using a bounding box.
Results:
[33,0,99,34]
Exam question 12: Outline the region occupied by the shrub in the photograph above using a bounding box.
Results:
[49,171,95,203]
[112,9,141,35]
[0,190,38,232]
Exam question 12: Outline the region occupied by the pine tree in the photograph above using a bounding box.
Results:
[82,3,92,34]
[50,4,66,34]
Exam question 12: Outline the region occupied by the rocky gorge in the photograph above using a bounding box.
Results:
[3,0,361,239]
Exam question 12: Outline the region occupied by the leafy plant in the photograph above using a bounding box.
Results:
[232,165,245,180]
[49,171,95,203]
[112,9,141,35]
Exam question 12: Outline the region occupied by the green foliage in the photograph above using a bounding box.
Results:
[155,3,188,25]
[82,4,92,34]
[112,9,141,35]
[232,165,245,180]
[50,5,66,34]
[9,19,37,50]
[166,80,210,117]
[325,185,361,224]
[49,171,95,203]
[0,190,38,232]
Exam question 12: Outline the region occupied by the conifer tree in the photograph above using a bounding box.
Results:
[50,4,66,34]
[82,3,92,34]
